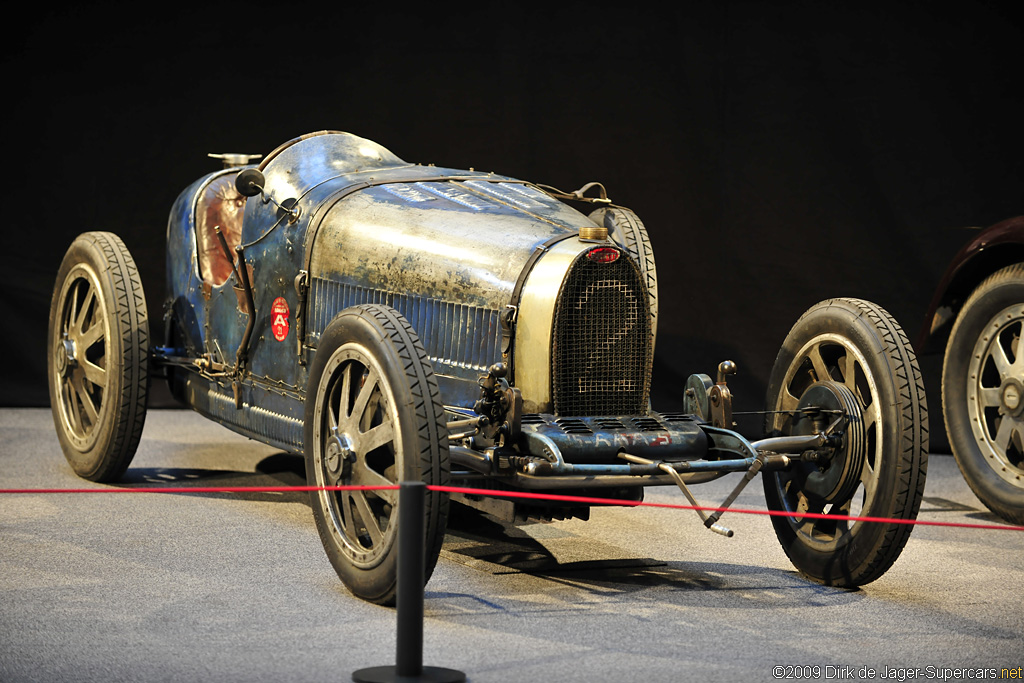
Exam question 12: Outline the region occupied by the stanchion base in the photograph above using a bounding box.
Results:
[352,665,466,682]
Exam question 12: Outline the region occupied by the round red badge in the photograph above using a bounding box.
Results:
[271,297,289,341]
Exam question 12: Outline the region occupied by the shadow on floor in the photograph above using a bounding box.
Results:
[442,503,861,607]
[117,452,308,503]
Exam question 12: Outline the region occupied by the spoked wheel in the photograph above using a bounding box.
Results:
[305,304,449,605]
[763,298,928,586]
[942,263,1024,524]
[47,232,149,482]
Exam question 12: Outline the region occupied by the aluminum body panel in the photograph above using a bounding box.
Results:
[306,186,592,407]
[165,172,220,356]
[514,239,594,412]
[162,131,657,453]
[307,185,578,311]
[179,373,305,453]
[283,133,605,408]
[165,168,307,450]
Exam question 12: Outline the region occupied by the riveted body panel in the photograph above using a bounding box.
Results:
[163,132,665,461]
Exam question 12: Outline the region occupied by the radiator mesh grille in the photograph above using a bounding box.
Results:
[551,252,652,416]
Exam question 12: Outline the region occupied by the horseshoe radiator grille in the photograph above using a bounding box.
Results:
[551,252,652,416]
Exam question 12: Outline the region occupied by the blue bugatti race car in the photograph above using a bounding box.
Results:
[48,131,929,603]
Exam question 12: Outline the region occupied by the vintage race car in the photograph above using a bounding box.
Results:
[918,216,1024,525]
[48,131,929,604]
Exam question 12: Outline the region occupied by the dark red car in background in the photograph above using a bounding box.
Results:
[918,216,1024,524]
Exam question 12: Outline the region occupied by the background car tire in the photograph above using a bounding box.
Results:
[942,263,1024,525]
[47,231,149,482]
[305,304,450,605]
[762,298,928,586]
[588,206,658,344]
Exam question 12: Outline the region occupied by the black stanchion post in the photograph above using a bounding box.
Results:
[353,481,465,683]
[396,480,425,677]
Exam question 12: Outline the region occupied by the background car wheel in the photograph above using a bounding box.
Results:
[588,206,658,343]
[763,298,928,586]
[942,263,1024,525]
[305,304,450,605]
[47,231,149,482]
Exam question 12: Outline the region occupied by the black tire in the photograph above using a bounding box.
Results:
[47,232,149,482]
[763,298,928,586]
[942,263,1024,525]
[588,206,658,342]
[305,304,450,605]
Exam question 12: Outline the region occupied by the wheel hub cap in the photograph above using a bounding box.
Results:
[1001,378,1023,417]
[56,337,77,377]
[794,381,866,504]
[325,432,355,478]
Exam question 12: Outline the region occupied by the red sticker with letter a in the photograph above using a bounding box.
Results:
[271,297,289,341]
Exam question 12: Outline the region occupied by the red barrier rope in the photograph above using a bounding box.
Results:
[2,483,1022,532]
[427,485,1024,532]
[0,485,398,495]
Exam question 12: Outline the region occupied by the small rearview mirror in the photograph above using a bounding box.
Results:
[235,168,265,197]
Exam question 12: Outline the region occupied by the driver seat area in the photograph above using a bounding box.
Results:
[196,173,246,287]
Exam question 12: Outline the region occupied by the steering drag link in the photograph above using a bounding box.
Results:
[618,414,849,537]
[619,449,781,538]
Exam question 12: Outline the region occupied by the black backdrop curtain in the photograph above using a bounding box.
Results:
[5,2,1020,447]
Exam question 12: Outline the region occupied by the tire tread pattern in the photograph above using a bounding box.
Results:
[305,304,449,604]
[766,298,928,586]
[839,298,928,584]
[93,232,149,481]
[50,231,148,482]
[358,304,451,578]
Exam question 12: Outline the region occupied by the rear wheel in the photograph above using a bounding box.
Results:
[763,298,928,586]
[942,263,1024,525]
[47,232,149,482]
[305,304,450,604]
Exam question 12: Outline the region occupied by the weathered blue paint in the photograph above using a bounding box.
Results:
[161,132,687,462]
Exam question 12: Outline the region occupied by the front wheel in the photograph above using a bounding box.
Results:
[763,298,928,586]
[305,304,450,605]
[942,263,1024,525]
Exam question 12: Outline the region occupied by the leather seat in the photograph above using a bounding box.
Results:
[196,174,246,286]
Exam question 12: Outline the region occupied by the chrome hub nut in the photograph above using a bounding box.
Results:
[1001,378,1024,417]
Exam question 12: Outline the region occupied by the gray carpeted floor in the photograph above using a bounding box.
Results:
[2,409,1021,682]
